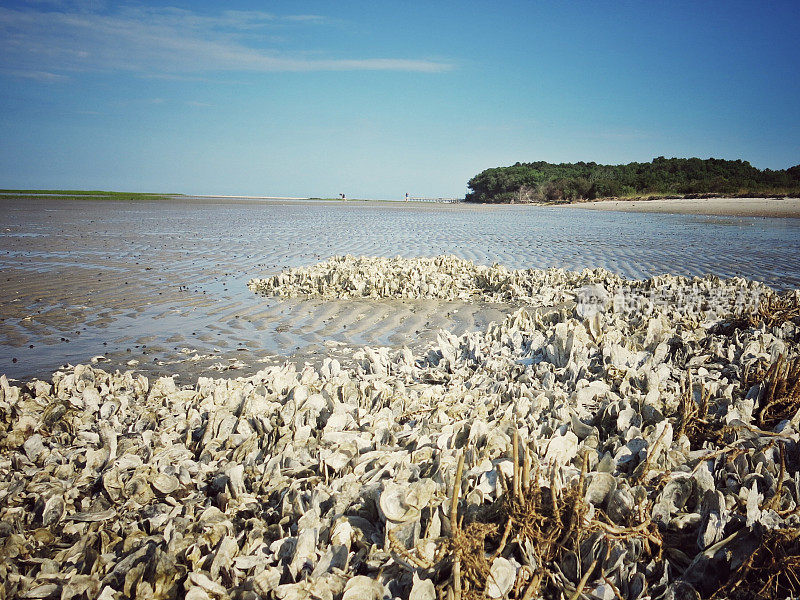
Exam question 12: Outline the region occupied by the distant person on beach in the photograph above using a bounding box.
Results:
[405,192,409,202]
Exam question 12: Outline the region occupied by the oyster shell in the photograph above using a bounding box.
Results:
[1,255,797,600]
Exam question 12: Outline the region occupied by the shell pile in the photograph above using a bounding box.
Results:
[1,255,799,600]
[247,255,773,313]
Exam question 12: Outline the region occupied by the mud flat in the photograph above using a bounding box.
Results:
[2,256,800,599]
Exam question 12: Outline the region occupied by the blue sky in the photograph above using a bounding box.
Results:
[1,1,798,199]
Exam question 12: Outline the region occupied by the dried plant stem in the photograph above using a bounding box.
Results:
[549,466,559,516]
[601,574,626,600]
[452,558,461,600]
[490,518,513,562]
[513,429,520,499]
[635,423,671,482]
[568,557,598,600]
[764,443,787,512]
[450,451,465,600]
[388,529,433,570]
[450,452,465,532]
[522,442,531,494]
[521,573,544,600]
[757,356,800,428]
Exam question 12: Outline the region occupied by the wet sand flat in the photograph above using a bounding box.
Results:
[571,196,800,218]
[1,195,799,381]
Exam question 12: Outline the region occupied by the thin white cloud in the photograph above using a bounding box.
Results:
[283,15,329,24]
[0,68,69,82]
[0,5,451,80]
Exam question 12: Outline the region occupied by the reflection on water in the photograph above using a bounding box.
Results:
[0,197,798,380]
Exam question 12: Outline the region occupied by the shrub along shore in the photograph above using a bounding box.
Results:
[465,157,800,204]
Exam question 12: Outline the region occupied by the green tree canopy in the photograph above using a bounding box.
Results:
[465,158,800,203]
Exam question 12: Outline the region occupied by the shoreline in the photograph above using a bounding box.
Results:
[563,195,800,219]
[14,191,800,218]
[0,191,457,205]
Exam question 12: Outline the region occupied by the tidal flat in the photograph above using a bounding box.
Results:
[1,195,799,381]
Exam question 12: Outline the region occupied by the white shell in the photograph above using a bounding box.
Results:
[378,482,419,523]
[2,254,796,600]
[585,472,616,506]
[486,557,516,598]
[410,573,435,600]
[151,473,180,495]
[342,576,385,600]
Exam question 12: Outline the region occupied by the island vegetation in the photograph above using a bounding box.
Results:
[465,157,800,204]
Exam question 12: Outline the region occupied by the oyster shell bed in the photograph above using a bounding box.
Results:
[1,256,799,600]
[247,254,774,310]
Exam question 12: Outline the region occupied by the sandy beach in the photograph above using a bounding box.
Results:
[569,196,800,218]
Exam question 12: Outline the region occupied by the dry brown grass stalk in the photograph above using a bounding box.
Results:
[713,528,800,600]
[674,371,728,448]
[407,440,662,599]
[762,443,787,513]
[755,355,800,428]
[718,292,800,334]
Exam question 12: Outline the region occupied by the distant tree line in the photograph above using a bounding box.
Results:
[465,157,800,203]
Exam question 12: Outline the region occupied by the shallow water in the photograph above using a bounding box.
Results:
[1,196,798,381]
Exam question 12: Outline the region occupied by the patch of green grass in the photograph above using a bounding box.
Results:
[0,189,179,201]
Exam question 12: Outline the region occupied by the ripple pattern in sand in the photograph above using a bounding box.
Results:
[1,197,798,379]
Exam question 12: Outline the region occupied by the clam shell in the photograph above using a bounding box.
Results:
[23,433,45,463]
[586,472,616,506]
[2,255,797,600]
[342,576,384,600]
[125,475,154,505]
[607,487,635,523]
[188,572,226,596]
[697,490,728,549]
[41,494,64,526]
[20,584,60,599]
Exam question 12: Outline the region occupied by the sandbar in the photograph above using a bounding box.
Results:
[568,196,800,219]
